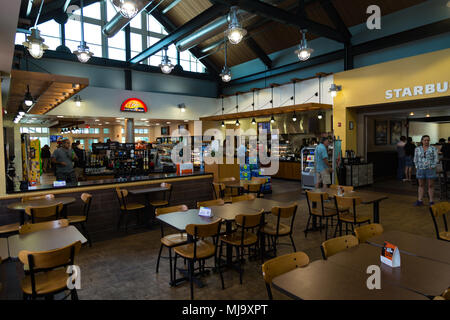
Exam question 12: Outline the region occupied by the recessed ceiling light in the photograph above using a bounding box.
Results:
[145,121,149,123]
[116,120,120,122]
[166,121,171,124]
[140,118,147,121]
[98,123,102,126]
[32,117,37,120]
[57,116,64,118]
[116,117,124,120]
[184,120,188,122]
[105,122,110,124]
[426,114,430,118]
[410,112,414,116]
[95,119,100,121]
[156,123,160,126]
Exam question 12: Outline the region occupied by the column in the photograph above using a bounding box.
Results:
[125,118,135,143]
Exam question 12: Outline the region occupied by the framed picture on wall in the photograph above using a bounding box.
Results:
[390,120,403,145]
[178,124,188,131]
[374,120,388,145]
[161,126,170,135]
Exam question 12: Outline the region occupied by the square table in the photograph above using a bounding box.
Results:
[8,226,88,259]
[0,238,9,260]
[272,259,428,300]
[326,244,450,297]
[365,230,450,265]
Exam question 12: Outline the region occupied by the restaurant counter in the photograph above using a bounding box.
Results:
[0,172,214,241]
[273,160,301,181]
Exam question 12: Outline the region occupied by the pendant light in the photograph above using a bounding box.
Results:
[220,40,232,82]
[270,84,275,123]
[221,95,225,127]
[24,85,34,107]
[23,0,48,59]
[111,0,139,19]
[292,80,297,122]
[251,88,257,125]
[74,95,82,107]
[74,0,93,63]
[225,6,247,45]
[295,29,314,61]
[235,93,240,126]
[18,104,26,116]
[159,47,174,74]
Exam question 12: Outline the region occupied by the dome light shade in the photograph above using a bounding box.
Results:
[74,95,82,107]
[221,121,225,127]
[252,118,256,125]
[292,113,297,122]
[235,119,240,126]
[112,0,139,19]
[220,65,232,82]
[24,85,34,107]
[23,28,48,59]
[270,115,275,123]
[225,7,247,45]
[74,42,93,63]
[294,30,314,61]
[159,52,174,74]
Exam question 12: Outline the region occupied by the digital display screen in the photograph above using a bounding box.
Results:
[198,206,212,217]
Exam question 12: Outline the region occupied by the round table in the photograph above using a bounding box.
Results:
[7,197,77,224]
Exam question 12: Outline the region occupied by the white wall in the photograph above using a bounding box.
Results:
[409,122,440,144]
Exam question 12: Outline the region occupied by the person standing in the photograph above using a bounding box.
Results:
[404,137,416,182]
[413,135,439,206]
[41,144,51,173]
[51,138,78,184]
[315,137,331,188]
[72,142,86,181]
[396,136,406,180]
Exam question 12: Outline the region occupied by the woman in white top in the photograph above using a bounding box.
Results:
[413,135,439,206]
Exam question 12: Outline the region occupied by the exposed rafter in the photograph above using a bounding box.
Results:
[28,0,101,24]
[319,0,352,42]
[210,0,347,43]
[129,4,229,64]
[245,37,272,69]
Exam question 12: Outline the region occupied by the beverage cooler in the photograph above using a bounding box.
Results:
[301,147,316,190]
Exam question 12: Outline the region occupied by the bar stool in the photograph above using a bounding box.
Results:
[67,193,93,247]
[115,188,145,232]
[149,183,172,211]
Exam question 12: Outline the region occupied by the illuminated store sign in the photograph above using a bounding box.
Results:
[385,82,448,99]
[120,98,148,112]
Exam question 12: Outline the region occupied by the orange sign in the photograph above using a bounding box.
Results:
[120,98,148,113]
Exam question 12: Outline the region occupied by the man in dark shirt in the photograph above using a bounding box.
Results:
[404,137,416,181]
[441,137,450,172]
[52,139,77,184]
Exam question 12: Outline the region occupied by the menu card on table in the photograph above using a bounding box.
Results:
[381,241,401,267]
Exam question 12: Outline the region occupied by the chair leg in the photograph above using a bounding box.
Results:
[173,254,178,286]
[81,223,92,247]
[304,215,311,238]
[333,221,339,238]
[273,236,278,257]
[289,234,296,252]
[168,248,174,284]
[325,217,329,240]
[71,289,78,300]
[218,241,225,290]
[239,246,243,285]
[189,260,194,300]
[156,243,164,273]
[266,283,273,300]
[117,213,123,231]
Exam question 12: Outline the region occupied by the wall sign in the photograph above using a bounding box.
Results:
[385,82,448,100]
[120,98,148,113]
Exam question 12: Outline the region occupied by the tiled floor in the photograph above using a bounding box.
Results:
[0,178,444,300]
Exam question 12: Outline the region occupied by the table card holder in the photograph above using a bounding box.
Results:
[380,241,401,267]
[53,181,66,187]
[198,206,212,217]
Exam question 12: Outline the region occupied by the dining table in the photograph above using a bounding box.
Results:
[272,259,428,300]
[316,188,388,223]
[7,226,88,259]
[7,197,77,225]
[326,244,450,297]
[365,230,450,265]
[129,186,169,226]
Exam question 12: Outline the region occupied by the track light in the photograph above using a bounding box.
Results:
[221,121,225,127]
[295,29,314,61]
[225,6,247,45]
[329,84,342,97]
[74,95,82,107]
[178,103,186,112]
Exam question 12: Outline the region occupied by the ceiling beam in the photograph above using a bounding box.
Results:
[318,0,352,42]
[210,0,346,43]
[146,2,220,74]
[29,0,102,24]
[245,37,272,69]
[225,18,450,86]
[129,4,229,64]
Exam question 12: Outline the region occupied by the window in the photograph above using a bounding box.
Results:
[83,128,89,134]
[36,20,60,51]
[104,137,110,142]
[108,30,125,61]
[103,128,110,134]
[121,128,124,134]
[121,137,125,143]
[135,137,149,142]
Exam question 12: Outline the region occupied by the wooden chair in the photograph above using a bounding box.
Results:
[325,185,354,211]
[0,222,20,236]
[19,219,69,235]
[67,193,92,247]
[321,235,359,259]
[231,194,255,203]
[173,219,222,300]
[243,180,263,198]
[24,203,63,224]
[429,202,450,242]
[149,182,172,209]
[354,223,384,243]
[18,241,82,300]
[218,209,264,287]
[261,251,309,300]
[261,203,298,257]
[155,205,189,285]
[115,188,145,232]
[305,191,338,240]
[197,199,225,208]
[21,194,55,202]
[335,196,370,236]
[219,177,240,197]
[212,182,225,199]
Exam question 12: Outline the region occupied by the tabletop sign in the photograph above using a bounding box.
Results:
[120,98,148,113]
[381,241,401,267]
[53,180,66,187]
[198,206,212,217]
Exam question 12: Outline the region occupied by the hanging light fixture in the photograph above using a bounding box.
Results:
[111,0,139,19]
[251,88,257,125]
[24,85,34,107]
[295,29,314,61]
[74,0,93,63]
[159,47,174,74]
[292,80,297,122]
[23,0,48,59]
[235,93,240,126]
[220,40,232,82]
[221,95,225,127]
[225,6,247,45]
[270,84,276,123]
[18,104,26,116]
[318,112,323,120]
[292,112,297,122]
[74,95,82,107]
[329,83,342,97]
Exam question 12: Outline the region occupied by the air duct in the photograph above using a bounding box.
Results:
[102,0,153,38]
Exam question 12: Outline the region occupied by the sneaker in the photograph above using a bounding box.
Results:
[413,200,423,207]
[429,202,435,206]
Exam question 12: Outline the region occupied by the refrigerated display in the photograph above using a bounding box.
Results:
[301,147,316,189]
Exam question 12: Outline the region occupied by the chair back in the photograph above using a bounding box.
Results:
[155,204,188,216]
[244,182,263,195]
[25,203,63,223]
[305,191,328,216]
[186,219,222,238]
[212,183,225,199]
[329,184,354,192]
[197,199,224,208]
[161,183,172,202]
[270,203,298,236]
[21,194,55,203]
[354,223,384,243]
[262,251,309,290]
[219,177,236,183]
[232,194,255,203]
[321,235,359,259]
[19,219,69,235]
[235,210,264,229]
[429,202,450,240]
[335,196,362,224]
[81,193,92,221]
[115,188,128,210]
